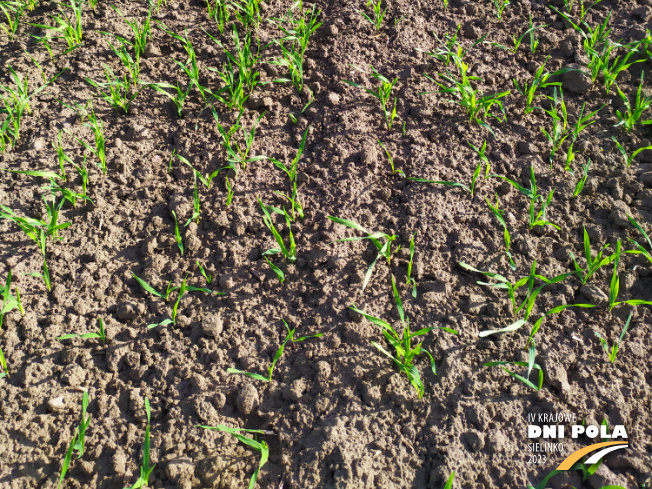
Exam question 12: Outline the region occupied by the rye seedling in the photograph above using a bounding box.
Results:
[614,71,652,133]
[0,2,22,40]
[594,311,632,363]
[230,0,262,30]
[423,49,509,132]
[344,65,398,130]
[228,319,322,381]
[30,0,84,54]
[572,158,591,198]
[288,95,314,124]
[358,0,386,30]
[406,231,417,297]
[0,271,23,330]
[541,88,569,164]
[0,345,8,378]
[612,137,652,168]
[486,194,516,269]
[58,391,92,489]
[196,261,213,285]
[350,275,459,398]
[206,0,230,33]
[377,139,404,177]
[513,58,568,114]
[485,358,544,391]
[607,240,652,311]
[58,317,106,343]
[146,81,191,118]
[124,397,155,489]
[626,215,652,264]
[493,0,510,19]
[328,215,399,291]
[196,424,269,489]
[171,210,183,255]
[259,198,297,266]
[268,0,322,94]
[491,17,547,54]
[270,126,308,220]
[86,64,144,113]
[416,26,461,66]
[569,227,618,284]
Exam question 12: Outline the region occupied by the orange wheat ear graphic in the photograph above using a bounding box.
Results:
[556,441,629,470]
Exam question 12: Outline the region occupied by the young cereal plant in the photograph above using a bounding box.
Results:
[196,260,213,285]
[327,215,399,291]
[268,0,322,95]
[541,88,569,165]
[407,141,489,197]
[491,17,547,54]
[608,240,652,311]
[569,226,618,284]
[230,0,262,30]
[258,199,297,282]
[124,397,155,489]
[572,158,591,198]
[206,0,230,33]
[196,424,270,489]
[490,165,560,231]
[0,271,23,330]
[171,210,184,255]
[626,215,652,264]
[485,355,544,391]
[594,311,632,363]
[350,275,459,398]
[0,2,23,40]
[58,317,106,343]
[614,72,652,133]
[377,139,405,177]
[415,25,462,66]
[270,127,308,220]
[485,194,516,270]
[58,391,91,489]
[513,57,569,114]
[406,231,417,297]
[423,49,510,133]
[228,319,322,381]
[493,0,510,19]
[30,0,84,55]
[612,137,652,168]
[85,64,144,113]
[345,65,398,130]
[0,345,8,378]
[357,0,386,30]
[146,81,191,118]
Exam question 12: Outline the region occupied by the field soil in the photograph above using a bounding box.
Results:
[1,0,651,487]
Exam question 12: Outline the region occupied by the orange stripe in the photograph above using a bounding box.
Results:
[556,441,629,470]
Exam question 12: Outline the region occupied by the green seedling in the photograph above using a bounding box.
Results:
[196,424,269,489]
[184,173,201,226]
[607,240,652,311]
[358,0,386,30]
[230,0,262,30]
[288,95,314,124]
[30,0,83,53]
[0,2,23,40]
[171,210,183,256]
[442,0,448,9]
[594,311,632,363]
[416,26,461,66]
[132,272,216,303]
[569,226,618,284]
[112,3,151,65]
[206,0,230,33]
[491,165,560,231]
[350,275,459,398]
[58,391,91,488]
[485,359,543,391]
[0,345,8,378]
[270,126,308,220]
[571,102,605,143]
[377,139,404,177]
[612,137,652,168]
[444,472,455,489]
[572,158,591,198]
[268,0,322,94]
[626,215,652,264]
[491,18,547,54]
[486,194,515,269]
[265,256,285,283]
[344,64,398,130]
[513,57,568,114]
[58,317,106,343]
[85,105,106,173]
[423,49,509,133]
[228,319,322,381]
[541,88,568,164]
[85,64,144,113]
[55,97,91,124]
[493,0,510,19]
[459,261,572,336]
[614,72,652,132]
[124,397,155,489]
[205,25,261,110]
[146,81,191,118]
[157,21,211,104]
[594,42,645,95]
[258,198,297,263]
[196,261,213,285]
[406,231,417,298]
[328,215,399,291]
[0,271,23,330]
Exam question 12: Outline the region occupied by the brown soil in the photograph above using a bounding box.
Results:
[1,0,651,488]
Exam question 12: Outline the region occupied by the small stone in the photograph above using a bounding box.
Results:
[169,193,191,222]
[116,302,139,321]
[326,92,340,105]
[465,294,485,315]
[48,397,66,412]
[462,431,485,452]
[314,361,331,382]
[236,384,259,415]
[563,66,592,94]
[112,452,127,476]
[610,200,632,228]
[201,314,223,337]
[283,378,306,402]
[580,284,609,306]
[32,138,46,151]
[166,457,195,484]
[326,24,338,36]
[61,364,87,386]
